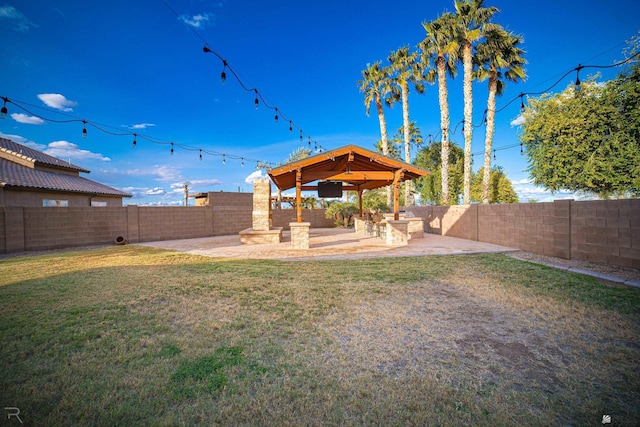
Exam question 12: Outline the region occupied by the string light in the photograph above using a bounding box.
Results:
[222,154,226,164]
[493,149,496,161]
[82,120,88,138]
[0,96,277,168]
[221,60,228,84]
[254,89,259,109]
[574,64,583,91]
[199,149,203,160]
[241,158,244,167]
[289,120,293,133]
[519,93,526,113]
[1,97,8,119]
[274,107,279,123]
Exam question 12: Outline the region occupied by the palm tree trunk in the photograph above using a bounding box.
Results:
[463,42,473,205]
[482,75,497,204]
[375,92,392,206]
[437,57,450,205]
[401,81,412,206]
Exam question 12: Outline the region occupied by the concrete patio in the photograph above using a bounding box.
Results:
[136,228,518,261]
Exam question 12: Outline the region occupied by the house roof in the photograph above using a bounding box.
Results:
[0,137,89,173]
[0,138,131,198]
[268,144,429,191]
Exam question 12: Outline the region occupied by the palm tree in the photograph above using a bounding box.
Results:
[454,0,500,205]
[358,62,396,205]
[420,12,459,205]
[474,27,527,203]
[388,46,425,206]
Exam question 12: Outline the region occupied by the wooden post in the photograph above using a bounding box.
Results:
[296,168,302,223]
[358,187,363,218]
[393,170,404,220]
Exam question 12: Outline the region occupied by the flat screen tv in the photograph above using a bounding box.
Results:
[318,181,343,198]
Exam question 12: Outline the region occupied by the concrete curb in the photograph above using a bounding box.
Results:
[508,255,640,289]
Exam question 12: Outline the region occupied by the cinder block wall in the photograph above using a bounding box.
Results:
[2,198,639,269]
[406,199,640,269]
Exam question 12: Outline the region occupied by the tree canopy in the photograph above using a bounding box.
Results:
[519,58,640,198]
[470,166,519,203]
[414,141,464,205]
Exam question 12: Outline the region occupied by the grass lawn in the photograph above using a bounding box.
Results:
[1,246,639,426]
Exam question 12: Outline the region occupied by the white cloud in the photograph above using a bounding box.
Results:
[179,13,213,28]
[131,123,155,130]
[0,5,37,31]
[510,115,525,126]
[146,187,166,196]
[37,93,78,112]
[11,113,45,125]
[44,141,111,161]
[153,165,184,182]
[189,178,224,188]
[244,170,266,184]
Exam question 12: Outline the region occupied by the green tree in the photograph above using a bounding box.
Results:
[475,27,527,203]
[519,64,640,198]
[420,12,459,205]
[414,140,464,205]
[388,46,425,206]
[358,62,397,205]
[325,201,359,228]
[470,166,519,203]
[454,0,500,205]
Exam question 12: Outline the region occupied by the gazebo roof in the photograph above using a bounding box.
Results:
[268,144,429,192]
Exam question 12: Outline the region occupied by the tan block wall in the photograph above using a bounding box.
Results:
[2,198,637,269]
[406,199,640,268]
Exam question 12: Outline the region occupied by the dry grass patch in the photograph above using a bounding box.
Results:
[0,247,638,425]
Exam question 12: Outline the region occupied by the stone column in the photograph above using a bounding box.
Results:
[290,222,310,249]
[252,178,272,231]
[385,220,409,246]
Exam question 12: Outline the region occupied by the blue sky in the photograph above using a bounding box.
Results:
[1,0,638,205]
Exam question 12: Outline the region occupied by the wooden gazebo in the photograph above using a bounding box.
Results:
[268,144,429,222]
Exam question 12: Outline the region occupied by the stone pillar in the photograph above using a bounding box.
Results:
[386,220,409,246]
[290,222,310,249]
[354,217,366,234]
[252,178,272,231]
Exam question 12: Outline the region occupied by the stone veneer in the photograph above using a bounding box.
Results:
[385,220,409,246]
[290,222,311,249]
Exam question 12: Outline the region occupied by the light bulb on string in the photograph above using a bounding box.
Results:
[308,136,311,146]
[254,89,259,109]
[221,60,228,84]
[493,149,496,161]
[0,97,8,119]
[520,94,526,113]
[170,142,174,155]
[574,64,583,91]
[274,108,279,123]
[222,154,226,165]
[289,121,293,133]
[520,143,523,154]
[132,133,137,148]
[199,149,203,161]
[82,120,88,138]
[299,130,303,142]
[241,158,245,167]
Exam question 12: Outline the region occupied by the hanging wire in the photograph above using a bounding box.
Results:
[0,96,277,168]
[160,0,326,153]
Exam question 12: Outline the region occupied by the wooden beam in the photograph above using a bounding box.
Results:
[296,169,302,223]
[300,185,358,191]
[302,171,395,181]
